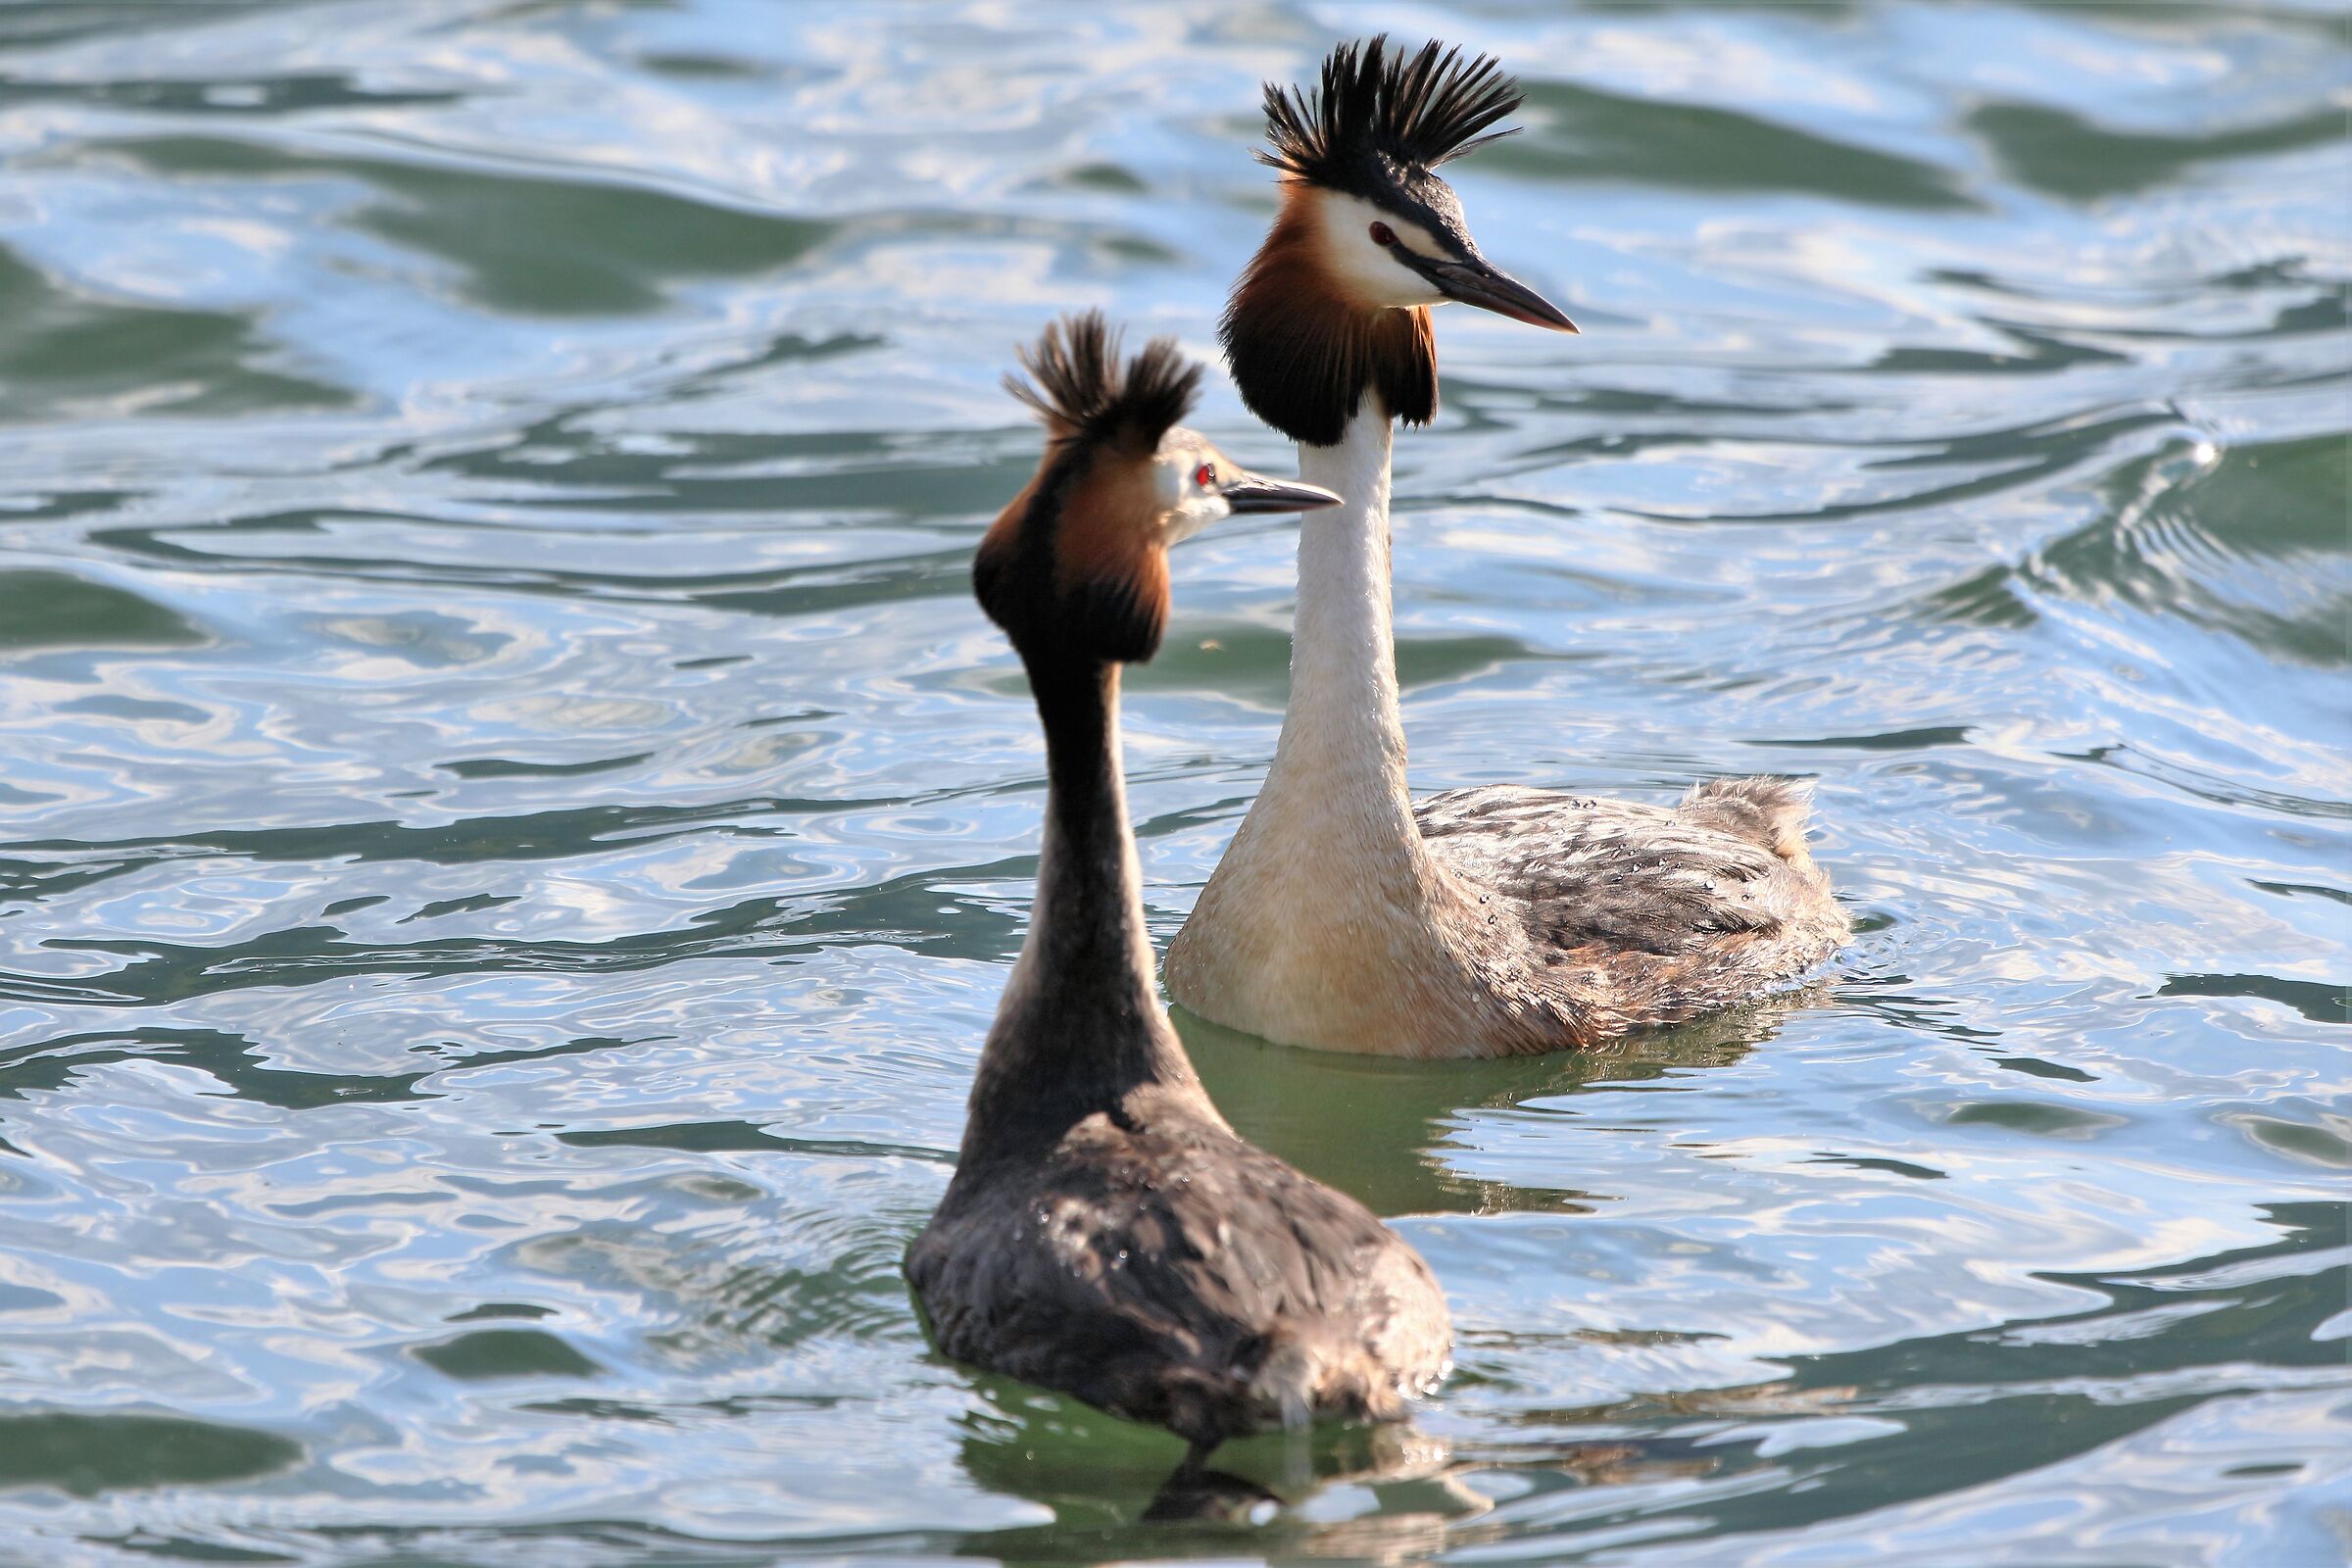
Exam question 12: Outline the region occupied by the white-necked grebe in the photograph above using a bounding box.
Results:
[1165,38,1846,1057]
[907,314,1451,1498]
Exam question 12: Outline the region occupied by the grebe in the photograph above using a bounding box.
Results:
[1164,38,1847,1057]
[907,314,1451,1496]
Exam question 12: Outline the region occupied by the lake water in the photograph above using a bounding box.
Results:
[0,1,2346,1562]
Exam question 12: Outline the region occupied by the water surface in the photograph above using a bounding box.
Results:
[0,1,2346,1563]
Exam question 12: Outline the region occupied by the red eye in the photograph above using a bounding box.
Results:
[1195,464,1216,488]
[1369,221,1396,246]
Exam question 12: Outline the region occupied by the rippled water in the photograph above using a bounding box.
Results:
[0,1,2346,1562]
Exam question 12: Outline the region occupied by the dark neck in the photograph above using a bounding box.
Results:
[959,655,1196,1166]
[1221,216,1437,448]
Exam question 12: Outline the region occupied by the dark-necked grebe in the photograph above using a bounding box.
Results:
[906,314,1451,1494]
[1165,38,1847,1057]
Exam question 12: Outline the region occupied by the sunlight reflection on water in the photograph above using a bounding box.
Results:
[0,0,2344,1562]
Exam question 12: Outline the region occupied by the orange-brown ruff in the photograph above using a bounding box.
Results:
[906,315,1449,1489]
[1163,38,1847,1056]
[1222,184,1438,445]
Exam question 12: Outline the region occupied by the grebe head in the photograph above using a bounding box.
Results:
[1254,36,1578,329]
[976,312,1340,663]
[1224,37,1577,446]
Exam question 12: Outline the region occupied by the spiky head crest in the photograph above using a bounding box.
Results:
[1257,35,1522,191]
[980,314,1232,666]
[1004,310,1202,456]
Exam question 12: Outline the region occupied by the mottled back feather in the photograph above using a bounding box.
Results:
[1412,775,1846,1043]
[907,1088,1450,1449]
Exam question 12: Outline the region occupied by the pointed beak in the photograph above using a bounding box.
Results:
[1219,470,1343,515]
[1415,254,1580,333]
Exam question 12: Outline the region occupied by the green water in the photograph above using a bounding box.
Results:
[0,2,2345,1562]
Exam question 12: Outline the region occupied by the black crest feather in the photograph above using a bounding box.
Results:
[1004,310,1202,454]
[1258,35,1521,185]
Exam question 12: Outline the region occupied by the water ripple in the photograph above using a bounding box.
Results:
[0,0,2343,1561]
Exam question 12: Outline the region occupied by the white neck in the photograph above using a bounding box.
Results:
[1170,403,1498,1050]
[1256,408,1419,843]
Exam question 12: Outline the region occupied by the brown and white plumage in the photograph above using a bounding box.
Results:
[907,314,1448,1479]
[1164,39,1847,1057]
[1414,778,1845,1039]
[913,1089,1449,1447]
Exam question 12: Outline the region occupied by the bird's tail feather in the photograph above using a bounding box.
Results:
[1683,775,1817,865]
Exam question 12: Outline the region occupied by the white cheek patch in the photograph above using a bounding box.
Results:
[1150,458,1185,512]
[1151,441,1225,546]
[1162,492,1226,546]
[1311,191,1448,309]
